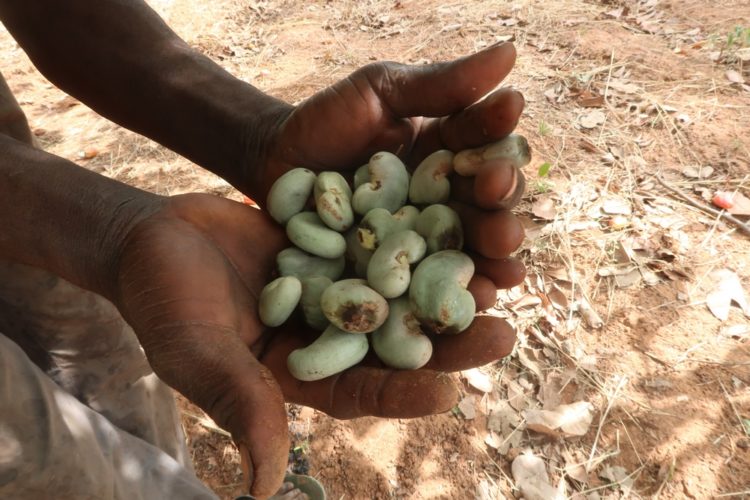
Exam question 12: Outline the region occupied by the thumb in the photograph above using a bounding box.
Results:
[140,325,289,499]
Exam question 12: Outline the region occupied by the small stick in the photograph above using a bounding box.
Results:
[654,176,750,236]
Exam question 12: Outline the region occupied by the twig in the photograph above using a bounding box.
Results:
[654,175,750,236]
[718,378,749,437]
[586,376,628,472]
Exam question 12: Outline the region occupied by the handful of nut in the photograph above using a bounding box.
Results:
[259,134,530,381]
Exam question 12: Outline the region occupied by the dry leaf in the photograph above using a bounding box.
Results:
[532,196,557,220]
[706,269,750,321]
[507,379,529,412]
[525,401,594,437]
[681,165,714,179]
[512,453,563,500]
[601,196,632,215]
[463,368,494,393]
[579,109,606,129]
[488,400,523,454]
[518,348,545,380]
[726,69,745,84]
[458,395,476,419]
[600,465,634,496]
[719,324,750,340]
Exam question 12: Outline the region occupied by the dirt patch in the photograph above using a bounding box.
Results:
[3,0,749,498]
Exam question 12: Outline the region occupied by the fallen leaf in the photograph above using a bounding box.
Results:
[706,269,750,320]
[719,324,750,340]
[525,401,594,437]
[512,453,563,500]
[518,348,545,380]
[458,395,476,419]
[578,91,605,108]
[600,465,634,496]
[488,400,523,454]
[681,165,714,179]
[601,196,632,215]
[726,69,745,84]
[532,196,557,220]
[506,379,530,412]
[463,368,494,393]
[579,109,606,129]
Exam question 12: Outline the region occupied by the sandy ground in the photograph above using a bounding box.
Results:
[3,0,749,498]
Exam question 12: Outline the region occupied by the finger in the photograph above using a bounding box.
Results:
[262,333,458,419]
[450,158,526,210]
[425,315,516,372]
[450,202,524,259]
[143,325,289,499]
[468,274,497,311]
[471,254,527,289]
[363,42,517,118]
[408,87,524,165]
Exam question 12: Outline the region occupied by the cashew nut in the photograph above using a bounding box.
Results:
[344,227,373,278]
[259,276,302,327]
[266,168,316,224]
[277,247,345,281]
[371,297,433,370]
[409,250,475,335]
[357,205,420,251]
[320,279,389,333]
[299,276,333,331]
[408,149,454,205]
[366,230,426,299]
[287,324,369,381]
[314,172,354,232]
[353,164,370,189]
[453,134,531,176]
[286,211,347,259]
[415,204,463,254]
[352,151,410,215]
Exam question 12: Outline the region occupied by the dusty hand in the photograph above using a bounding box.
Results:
[112,192,517,498]
[257,41,528,306]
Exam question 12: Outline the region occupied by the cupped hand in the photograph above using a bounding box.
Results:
[113,194,517,498]
[256,41,528,303]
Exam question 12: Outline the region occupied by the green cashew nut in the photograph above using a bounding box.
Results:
[299,276,332,331]
[357,206,420,251]
[286,211,346,259]
[352,152,410,215]
[314,172,354,232]
[344,228,373,278]
[353,164,370,189]
[367,230,426,299]
[267,168,317,224]
[320,279,389,333]
[408,149,455,205]
[409,250,475,335]
[415,204,464,254]
[259,276,302,327]
[287,324,369,381]
[277,247,345,281]
[453,134,531,176]
[372,297,433,370]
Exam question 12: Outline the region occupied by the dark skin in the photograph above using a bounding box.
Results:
[0,2,526,498]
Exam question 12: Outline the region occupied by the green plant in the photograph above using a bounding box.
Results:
[538,119,552,137]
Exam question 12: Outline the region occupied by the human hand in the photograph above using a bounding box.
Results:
[112,193,517,498]
[252,41,528,308]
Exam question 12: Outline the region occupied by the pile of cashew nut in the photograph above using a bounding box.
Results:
[259,134,531,381]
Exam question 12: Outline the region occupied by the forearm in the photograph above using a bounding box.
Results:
[0,135,158,299]
[0,1,291,194]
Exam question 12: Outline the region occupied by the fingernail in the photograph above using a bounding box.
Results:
[239,443,254,491]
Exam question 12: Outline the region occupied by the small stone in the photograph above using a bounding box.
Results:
[737,438,750,449]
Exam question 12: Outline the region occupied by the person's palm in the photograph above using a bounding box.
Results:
[115,42,529,499]
[113,193,516,498]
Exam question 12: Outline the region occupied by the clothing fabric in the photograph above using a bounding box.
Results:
[0,71,219,500]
